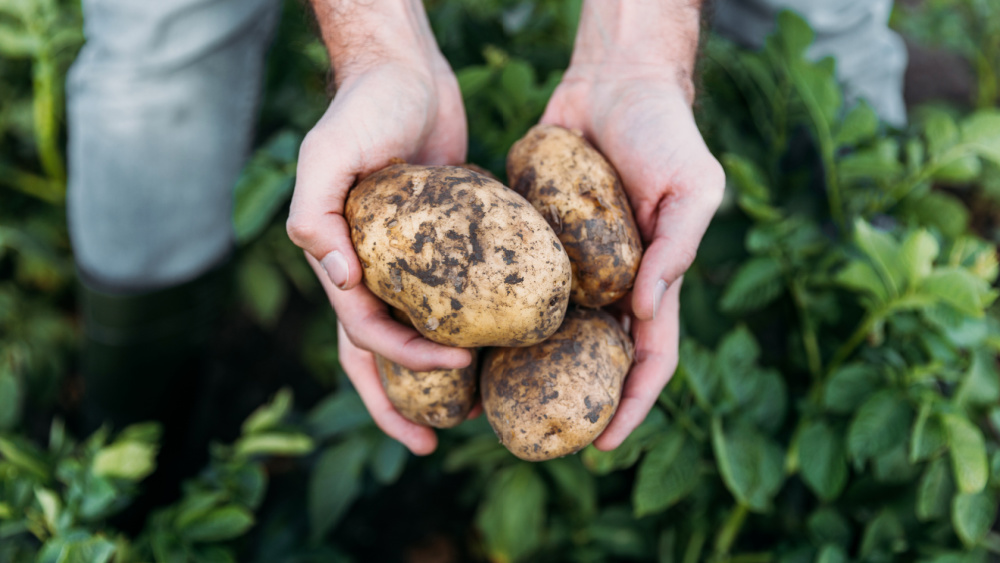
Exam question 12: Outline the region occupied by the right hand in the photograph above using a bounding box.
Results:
[287,56,472,455]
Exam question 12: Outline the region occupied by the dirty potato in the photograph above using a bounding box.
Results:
[507,124,642,307]
[481,308,634,461]
[375,349,479,429]
[346,163,572,347]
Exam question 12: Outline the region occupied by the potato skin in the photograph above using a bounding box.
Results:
[375,350,479,429]
[481,308,633,461]
[507,125,642,307]
[346,163,572,347]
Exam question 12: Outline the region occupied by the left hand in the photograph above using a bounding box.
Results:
[541,65,725,450]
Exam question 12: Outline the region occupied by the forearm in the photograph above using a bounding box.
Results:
[571,0,703,102]
[308,0,445,85]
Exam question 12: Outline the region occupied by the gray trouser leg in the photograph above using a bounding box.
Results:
[67,0,280,292]
[712,0,907,126]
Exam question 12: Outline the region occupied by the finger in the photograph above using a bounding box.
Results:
[466,402,483,420]
[338,322,438,455]
[630,162,723,322]
[286,128,366,291]
[593,280,681,450]
[308,254,473,371]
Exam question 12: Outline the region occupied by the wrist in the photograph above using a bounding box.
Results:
[569,0,702,102]
[311,0,447,86]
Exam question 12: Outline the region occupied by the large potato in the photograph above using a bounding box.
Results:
[481,308,633,461]
[346,163,572,347]
[507,125,642,307]
[375,349,479,428]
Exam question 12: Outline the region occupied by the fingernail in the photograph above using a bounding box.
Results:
[321,250,349,289]
[652,280,668,319]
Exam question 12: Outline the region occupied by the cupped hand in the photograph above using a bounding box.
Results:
[288,59,473,454]
[541,66,725,450]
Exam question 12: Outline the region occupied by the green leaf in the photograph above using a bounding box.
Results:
[715,326,760,375]
[34,487,60,531]
[0,435,48,479]
[0,23,39,57]
[917,457,954,522]
[859,510,907,558]
[234,432,314,459]
[175,491,228,530]
[237,254,288,328]
[839,139,904,182]
[905,191,971,239]
[815,544,848,563]
[633,430,701,517]
[232,161,294,245]
[835,101,878,147]
[955,350,1000,409]
[797,420,847,502]
[920,267,996,317]
[543,457,597,520]
[924,109,960,157]
[0,368,22,430]
[960,110,1000,165]
[722,153,770,200]
[872,443,917,483]
[835,260,889,305]
[773,10,814,59]
[933,154,982,183]
[899,229,939,288]
[180,505,255,543]
[711,417,784,512]
[678,340,717,411]
[823,364,881,414]
[241,388,293,435]
[476,464,547,563]
[719,256,784,313]
[581,408,667,474]
[807,508,852,547]
[941,413,989,494]
[911,402,948,463]
[92,441,157,481]
[457,66,494,98]
[500,60,535,107]
[853,219,905,298]
[370,436,407,485]
[952,491,998,547]
[308,391,372,439]
[846,390,911,467]
[309,437,370,541]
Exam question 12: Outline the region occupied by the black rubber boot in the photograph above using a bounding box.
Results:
[78,262,232,531]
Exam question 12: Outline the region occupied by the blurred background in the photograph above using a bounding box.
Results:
[2,0,1000,561]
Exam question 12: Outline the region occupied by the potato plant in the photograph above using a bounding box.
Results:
[2,1,1000,562]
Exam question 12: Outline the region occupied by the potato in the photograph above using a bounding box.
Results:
[507,125,642,307]
[346,163,572,347]
[481,308,633,461]
[375,349,479,428]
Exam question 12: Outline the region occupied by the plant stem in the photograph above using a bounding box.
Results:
[790,280,822,380]
[826,311,880,376]
[713,503,749,560]
[658,393,707,442]
[784,64,844,230]
[683,526,707,563]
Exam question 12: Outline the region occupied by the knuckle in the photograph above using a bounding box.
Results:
[285,215,318,248]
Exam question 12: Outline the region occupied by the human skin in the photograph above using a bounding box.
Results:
[541,1,725,450]
[289,0,724,455]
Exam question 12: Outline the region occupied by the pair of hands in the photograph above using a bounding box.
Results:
[287,12,724,456]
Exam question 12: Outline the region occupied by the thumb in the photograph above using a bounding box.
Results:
[286,132,365,291]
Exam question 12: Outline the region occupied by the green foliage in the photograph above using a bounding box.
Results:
[4,1,1000,562]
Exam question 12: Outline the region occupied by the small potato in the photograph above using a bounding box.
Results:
[507,125,642,307]
[375,350,479,429]
[346,163,572,347]
[481,308,633,461]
